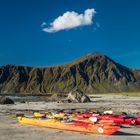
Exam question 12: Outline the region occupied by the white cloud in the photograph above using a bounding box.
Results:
[42,8,96,33]
[41,22,47,28]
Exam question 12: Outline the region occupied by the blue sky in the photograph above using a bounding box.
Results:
[0,0,140,68]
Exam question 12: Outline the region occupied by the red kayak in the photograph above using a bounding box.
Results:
[71,112,140,125]
[96,114,136,125]
[72,112,95,118]
[136,118,140,125]
[60,111,140,125]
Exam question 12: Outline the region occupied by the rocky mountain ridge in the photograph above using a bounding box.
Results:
[0,52,140,95]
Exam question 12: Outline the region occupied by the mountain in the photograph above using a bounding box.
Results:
[0,52,140,95]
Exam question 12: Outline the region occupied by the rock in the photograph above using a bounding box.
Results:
[58,99,72,103]
[66,89,91,103]
[49,94,59,102]
[20,100,26,103]
[0,96,14,104]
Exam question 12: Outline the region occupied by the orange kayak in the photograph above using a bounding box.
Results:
[72,117,114,125]
[18,117,120,135]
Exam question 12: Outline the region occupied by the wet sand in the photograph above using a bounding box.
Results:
[0,95,140,140]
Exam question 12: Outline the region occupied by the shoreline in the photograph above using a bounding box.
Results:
[0,95,140,140]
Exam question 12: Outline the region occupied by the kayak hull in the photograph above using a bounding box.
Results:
[18,117,120,135]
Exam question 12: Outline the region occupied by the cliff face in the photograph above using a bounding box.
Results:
[0,52,140,94]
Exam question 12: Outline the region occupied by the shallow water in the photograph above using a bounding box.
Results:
[4,95,49,102]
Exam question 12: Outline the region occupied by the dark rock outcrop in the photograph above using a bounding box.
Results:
[0,96,14,104]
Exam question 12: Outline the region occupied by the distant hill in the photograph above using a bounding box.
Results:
[0,52,140,95]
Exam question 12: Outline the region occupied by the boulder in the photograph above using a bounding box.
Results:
[0,96,14,104]
[49,94,59,102]
[66,89,91,103]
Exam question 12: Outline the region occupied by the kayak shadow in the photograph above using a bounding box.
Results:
[113,131,140,136]
[120,125,133,128]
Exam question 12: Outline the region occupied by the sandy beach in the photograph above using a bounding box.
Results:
[0,95,140,140]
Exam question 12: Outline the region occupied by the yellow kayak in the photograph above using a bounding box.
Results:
[18,116,120,135]
[34,112,65,118]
